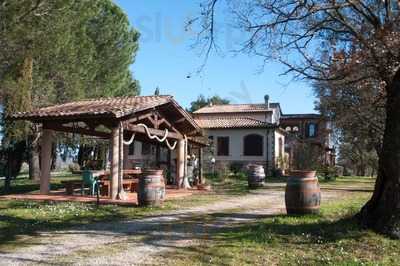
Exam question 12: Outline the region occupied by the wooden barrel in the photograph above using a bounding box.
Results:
[137,169,165,207]
[285,170,321,215]
[247,165,265,189]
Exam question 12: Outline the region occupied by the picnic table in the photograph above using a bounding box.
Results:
[99,179,139,197]
[63,169,142,196]
[96,169,142,180]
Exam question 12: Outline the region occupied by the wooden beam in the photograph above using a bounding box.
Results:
[123,123,183,140]
[174,117,186,124]
[43,123,110,138]
[157,118,181,134]
[123,113,155,124]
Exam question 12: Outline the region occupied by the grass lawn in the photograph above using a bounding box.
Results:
[157,192,400,266]
[0,171,226,249]
[265,175,376,192]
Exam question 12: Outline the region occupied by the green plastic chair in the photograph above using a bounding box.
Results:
[81,170,98,196]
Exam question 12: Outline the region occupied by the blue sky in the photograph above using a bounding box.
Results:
[114,0,317,114]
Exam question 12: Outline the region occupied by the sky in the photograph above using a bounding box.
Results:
[114,0,317,114]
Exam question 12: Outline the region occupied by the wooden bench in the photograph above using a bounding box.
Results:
[61,180,84,195]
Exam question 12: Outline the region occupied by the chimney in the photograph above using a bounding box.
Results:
[264,94,270,109]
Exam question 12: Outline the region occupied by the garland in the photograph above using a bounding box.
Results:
[123,123,178,151]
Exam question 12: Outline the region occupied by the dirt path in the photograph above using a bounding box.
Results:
[0,189,344,266]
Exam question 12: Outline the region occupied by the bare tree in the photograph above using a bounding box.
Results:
[192,0,400,238]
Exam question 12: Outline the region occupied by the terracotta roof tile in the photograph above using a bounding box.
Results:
[194,116,274,129]
[11,96,173,120]
[193,103,279,114]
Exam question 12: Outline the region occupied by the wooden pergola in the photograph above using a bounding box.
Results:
[11,96,206,200]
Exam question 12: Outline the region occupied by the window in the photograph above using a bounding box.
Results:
[217,137,230,156]
[285,126,292,132]
[128,142,135,156]
[307,123,317,138]
[293,126,299,132]
[243,134,263,156]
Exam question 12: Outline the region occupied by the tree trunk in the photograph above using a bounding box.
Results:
[29,145,41,180]
[28,130,41,180]
[358,70,400,238]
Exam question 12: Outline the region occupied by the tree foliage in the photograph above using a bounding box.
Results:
[0,0,140,181]
[0,0,140,106]
[188,94,230,112]
[314,68,385,177]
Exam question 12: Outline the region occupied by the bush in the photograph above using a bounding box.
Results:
[318,165,339,181]
[271,168,283,178]
[205,172,221,180]
[230,162,245,174]
[232,171,247,180]
[68,163,81,173]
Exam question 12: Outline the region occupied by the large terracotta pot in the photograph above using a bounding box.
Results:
[285,170,321,215]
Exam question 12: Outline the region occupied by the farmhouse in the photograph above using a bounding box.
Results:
[193,95,334,174]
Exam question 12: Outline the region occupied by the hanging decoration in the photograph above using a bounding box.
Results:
[133,123,178,150]
[123,133,136,145]
[165,138,178,150]
[138,123,168,142]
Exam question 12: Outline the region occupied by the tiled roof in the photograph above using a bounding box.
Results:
[194,116,274,129]
[193,103,279,114]
[281,114,322,119]
[11,96,173,120]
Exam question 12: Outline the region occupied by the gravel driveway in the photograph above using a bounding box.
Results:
[0,189,343,266]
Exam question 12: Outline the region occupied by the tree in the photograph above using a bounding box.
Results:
[154,87,160,96]
[193,1,400,237]
[0,0,140,180]
[314,69,384,177]
[188,94,230,112]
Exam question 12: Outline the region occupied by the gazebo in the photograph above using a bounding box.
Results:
[11,95,206,200]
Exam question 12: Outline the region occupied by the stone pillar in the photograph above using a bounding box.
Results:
[40,128,53,194]
[176,139,185,188]
[110,126,120,200]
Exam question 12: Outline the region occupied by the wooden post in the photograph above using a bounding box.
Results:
[176,139,185,188]
[199,147,203,184]
[110,126,120,200]
[40,128,53,194]
[117,126,127,200]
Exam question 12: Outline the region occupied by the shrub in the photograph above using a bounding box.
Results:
[271,168,283,178]
[205,172,221,181]
[232,171,247,180]
[230,162,245,174]
[68,163,81,173]
[318,165,339,181]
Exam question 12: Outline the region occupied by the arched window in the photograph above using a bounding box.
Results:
[243,134,263,156]
[285,126,292,132]
[293,126,299,132]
